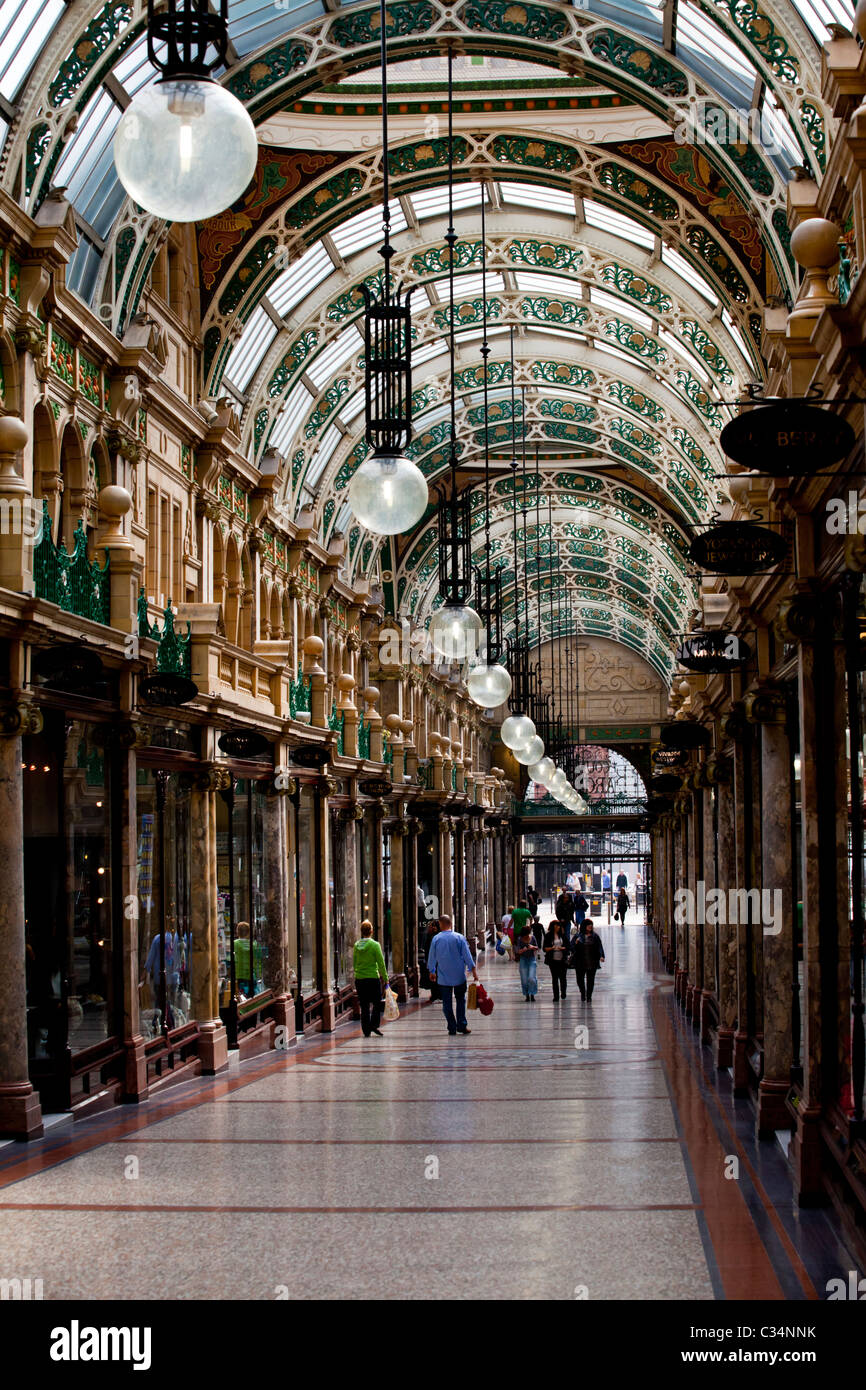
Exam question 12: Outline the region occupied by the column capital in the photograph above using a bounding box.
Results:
[0,697,42,737]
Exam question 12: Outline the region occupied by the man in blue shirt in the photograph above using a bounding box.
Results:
[426,915,478,1036]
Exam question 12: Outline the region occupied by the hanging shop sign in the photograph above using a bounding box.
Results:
[659,721,710,750]
[676,630,751,673]
[720,401,855,476]
[646,794,673,815]
[651,747,688,768]
[32,642,104,689]
[688,522,786,576]
[292,744,330,769]
[650,772,683,794]
[138,673,199,707]
[358,776,394,798]
[218,730,270,759]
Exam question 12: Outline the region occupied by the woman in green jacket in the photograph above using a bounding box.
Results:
[353,920,388,1037]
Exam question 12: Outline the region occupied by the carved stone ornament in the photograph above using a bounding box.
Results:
[0,698,43,737]
[704,753,732,785]
[340,802,365,823]
[105,427,141,464]
[321,775,339,795]
[391,820,410,837]
[195,763,234,793]
[720,706,749,742]
[773,596,818,645]
[271,768,296,795]
[15,322,47,359]
[112,718,150,751]
[743,686,787,725]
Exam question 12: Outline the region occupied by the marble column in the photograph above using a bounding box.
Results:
[0,702,44,1139]
[474,831,485,946]
[757,716,793,1137]
[700,782,717,1044]
[190,767,229,1073]
[263,782,295,1044]
[715,767,737,1069]
[116,731,146,1100]
[390,821,408,1000]
[732,736,752,1094]
[319,785,336,1031]
[438,818,453,917]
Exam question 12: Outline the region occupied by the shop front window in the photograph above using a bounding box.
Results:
[137,768,192,1037]
[330,809,349,987]
[383,831,392,969]
[216,778,269,1015]
[24,712,115,1094]
[296,785,317,993]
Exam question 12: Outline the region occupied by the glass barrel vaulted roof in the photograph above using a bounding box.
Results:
[0,0,854,674]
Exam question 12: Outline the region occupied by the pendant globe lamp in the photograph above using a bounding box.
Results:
[514,734,545,766]
[501,714,536,750]
[427,46,481,660]
[528,756,555,785]
[467,188,511,707]
[347,0,428,536]
[114,1,258,223]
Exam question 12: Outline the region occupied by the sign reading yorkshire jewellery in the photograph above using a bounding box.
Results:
[720,401,854,476]
[139,673,199,706]
[688,522,785,576]
[652,747,687,767]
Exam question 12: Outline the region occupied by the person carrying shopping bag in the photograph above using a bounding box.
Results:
[427,915,478,1036]
[570,919,605,1001]
[353,920,388,1037]
[515,924,540,1002]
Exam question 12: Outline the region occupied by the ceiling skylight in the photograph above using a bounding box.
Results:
[270,381,314,454]
[307,324,364,389]
[270,243,334,318]
[584,200,655,249]
[224,307,278,393]
[331,199,406,258]
[501,182,575,216]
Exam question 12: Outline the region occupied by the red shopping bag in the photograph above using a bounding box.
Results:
[476,983,494,1016]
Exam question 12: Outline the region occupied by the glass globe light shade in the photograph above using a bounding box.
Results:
[550,771,568,793]
[114,80,258,222]
[466,663,512,709]
[348,452,429,535]
[528,756,555,784]
[514,735,545,766]
[428,603,483,662]
[500,715,536,750]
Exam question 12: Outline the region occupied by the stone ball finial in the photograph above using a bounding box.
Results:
[0,415,29,453]
[855,0,866,41]
[428,732,441,753]
[337,671,355,693]
[302,635,325,658]
[790,217,840,271]
[399,717,414,740]
[98,484,133,519]
[385,713,403,735]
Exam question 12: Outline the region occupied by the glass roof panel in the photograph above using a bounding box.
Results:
[584,199,654,249]
[269,242,334,318]
[515,271,584,298]
[590,285,652,330]
[228,0,327,56]
[661,244,718,305]
[341,388,366,423]
[721,308,753,371]
[306,423,342,487]
[411,182,485,220]
[583,0,664,44]
[306,324,364,388]
[270,381,314,454]
[448,271,505,297]
[676,1,756,107]
[762,90,801,168]
[224,306,278,392]
[0,0,64,101]
[788,0,854,42]
[330,198,406,257]
[500,182,574,216]
[658,327,709,382]
[413,338,449,366]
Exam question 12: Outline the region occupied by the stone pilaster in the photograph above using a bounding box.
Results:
[757,715,793,1137]
[0,698,44,1139]
[191,765,229,1073]
[263,775,295,1045]
[715,768,737,1069]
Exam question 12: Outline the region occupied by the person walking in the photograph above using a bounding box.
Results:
[543,919,569,1001]
[615,887,630,928]
[515,924,540,1001]
[527,885,539,919]
[423,917,441,999]
[555,888,575,937]
[573,889,588,932]
[511,899,533,938]
[571,919,605,1001]
[353,921,388,1037]
[615,870,628,893]
[427,915,478,1036]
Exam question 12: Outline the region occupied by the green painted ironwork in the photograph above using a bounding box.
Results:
[290,663,312,718]
[451,765,457,791]
[34,500,110,625]
[417,760,433,790]
[152,604,191,676]
[358,712,371,759]
[383,733,393,766]
[328,701,345,754]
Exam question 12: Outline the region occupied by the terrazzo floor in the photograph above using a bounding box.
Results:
[0,923,859,1300]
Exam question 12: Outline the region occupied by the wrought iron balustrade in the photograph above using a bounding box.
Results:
[35,500,110,625]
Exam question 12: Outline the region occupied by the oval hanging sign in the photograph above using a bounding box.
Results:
[650,772,683,793]
[688,522,786,576]
[218,730,270,759]
[139,673,199,707]
[659,721,710,750]
[720,402,854,475]
[359,777,394,798]
[33,642,104,688]
[676,630,751,673]
[652,747,688,768]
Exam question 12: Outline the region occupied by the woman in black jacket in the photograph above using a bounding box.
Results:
[570,920,605,1000]
[542,920,570,1001]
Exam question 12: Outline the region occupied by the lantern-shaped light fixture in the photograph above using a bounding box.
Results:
[114,0,258,222]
